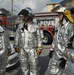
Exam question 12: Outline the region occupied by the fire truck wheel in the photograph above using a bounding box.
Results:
[43,32,52,45]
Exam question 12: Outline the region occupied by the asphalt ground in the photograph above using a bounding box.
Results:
[5,45,51,75]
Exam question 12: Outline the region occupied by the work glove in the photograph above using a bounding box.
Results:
[49,50,54,58]
[36,49,42,56]
[15,48,20,53]
[7,50,11,56]
[49,48,54,58]
[59,58,67,69]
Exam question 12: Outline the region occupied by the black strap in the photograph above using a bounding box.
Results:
[67,34,74,48]
[23,23,28,30]
[21,23,28,31]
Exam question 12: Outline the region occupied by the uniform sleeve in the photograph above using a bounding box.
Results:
[52,34,56,48]
[63,23,74,59]
[63,48,74,62]
[51,28,58,49]
[14,25,20,48]
[36,25,43,50]
[64,23,74,48]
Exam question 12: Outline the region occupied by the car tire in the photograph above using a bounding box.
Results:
[43,32,53,45]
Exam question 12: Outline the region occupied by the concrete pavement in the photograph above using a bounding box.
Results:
[6,45,51,75]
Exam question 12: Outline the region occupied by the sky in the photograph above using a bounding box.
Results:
[50,0,63,2]
[0,0,63,15]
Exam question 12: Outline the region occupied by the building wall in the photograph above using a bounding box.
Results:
[47,0,74,12]
[47,3,59,12]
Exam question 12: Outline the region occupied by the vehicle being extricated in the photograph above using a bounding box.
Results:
[35,12,59,45]
[6,16,19,69]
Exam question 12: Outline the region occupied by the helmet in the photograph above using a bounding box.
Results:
[0,10,6,16]
[18,7,34,17]
[25,7,34,16]
[0,11,2,15]
[0,11,5,22]
[56,6,66,15]
[18,9,29,17]
[58,6,66,13]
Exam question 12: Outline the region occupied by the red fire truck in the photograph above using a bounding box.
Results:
[35,12,59,45]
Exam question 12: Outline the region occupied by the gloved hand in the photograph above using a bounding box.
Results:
[7,50,11,56]
[15,48,20,53]
[49,50,54,58]
[59,58,67,69]
[36,49,42,56]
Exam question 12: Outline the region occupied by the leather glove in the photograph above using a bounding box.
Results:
[36,49,42,56]
[15,48,20,53]
[8,50,11,56]
[49,50,54,58]
[59,58,67,69]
